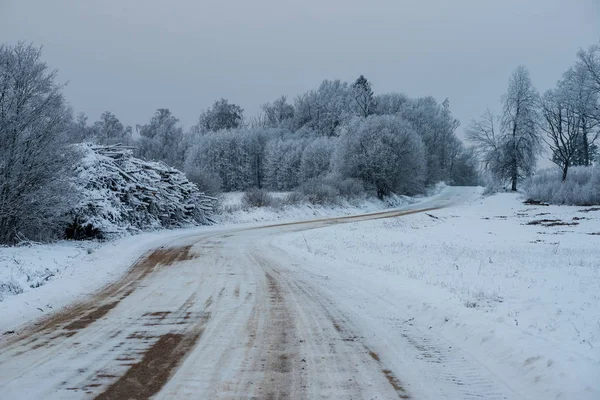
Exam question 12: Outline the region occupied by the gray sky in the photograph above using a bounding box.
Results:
[1,0,599,136]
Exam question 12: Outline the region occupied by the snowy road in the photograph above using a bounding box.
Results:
[0,188,519,399]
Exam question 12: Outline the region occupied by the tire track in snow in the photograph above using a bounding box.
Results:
[267,242,519,400]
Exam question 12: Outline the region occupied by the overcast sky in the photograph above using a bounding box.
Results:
[1,0,599,136]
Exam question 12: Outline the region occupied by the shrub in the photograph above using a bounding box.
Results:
[524,165,600,205]
[327,176,364,199]
[241,188,276,208]
[284,192,308,205]
[185,167,222,196]
[300,180,340,205]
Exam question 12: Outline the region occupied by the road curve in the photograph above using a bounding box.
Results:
[0,187,513,399]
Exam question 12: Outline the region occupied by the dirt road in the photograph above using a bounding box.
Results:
[0,188,517,399]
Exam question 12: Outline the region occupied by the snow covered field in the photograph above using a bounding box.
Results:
[270,189,600,399]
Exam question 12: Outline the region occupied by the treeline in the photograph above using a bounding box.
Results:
[467,40,600,200]
[0,41,479,244]
[72,76,479,198]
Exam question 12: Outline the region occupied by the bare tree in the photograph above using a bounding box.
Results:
[0,43,76,243]
[565,62,600,166]
[466,109,503,174]
[540,88,580,181]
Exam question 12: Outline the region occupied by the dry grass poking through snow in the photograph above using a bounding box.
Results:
[277,191,600,355]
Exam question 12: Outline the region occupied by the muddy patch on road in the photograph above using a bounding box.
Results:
[64,301,120,331]
[94,331,203,400]
[257,272,298,399]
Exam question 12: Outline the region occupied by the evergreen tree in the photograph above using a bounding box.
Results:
[351,75,376,117]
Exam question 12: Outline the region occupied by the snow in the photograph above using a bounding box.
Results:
[0,191,408,308]
[70,144,215,239]
[2,186,598,398]
[0,226,212,332]
[269,189,600,399]
[216,190,421,224]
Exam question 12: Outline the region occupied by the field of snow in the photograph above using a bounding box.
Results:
[269,190,600,398]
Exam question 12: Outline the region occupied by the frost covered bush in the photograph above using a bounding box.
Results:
[185,167,223,196]
[298,175,364,205]
[241,188,276,208]
[300,180,340,205]
[524,165,600,205]
[328,176,364,199]
[284,192,308,205]
[68,144,216,239]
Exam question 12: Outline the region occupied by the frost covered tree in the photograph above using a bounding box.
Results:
[193,98,244,133]
[0,43,76,244]
[264,137,307,190]
[468,67,541,190]
[300,137,335,181]
[540,65,599,181]
[373,92,409,115]
[578,41,600,94]
[260,95,294,128]
[184,127,282,192]
[398,96,462,184]
[500,65,541,190]
[334,115,426,198]
[136,108,185,168]
[91,111,132,145]
[68,112,94,143]
[540,88,580,181]
[351,75,376,117]
[563,63,600,166]
[449,147,479,186]
[293,80,353,136]
[466,109,505,178]
[469,66,541,190]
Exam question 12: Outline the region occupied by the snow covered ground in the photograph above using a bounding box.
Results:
[0,227,215,331]
[216,191,419,224]
[0,191,416,310]
[269,189,600,399]
[1,187,598,399]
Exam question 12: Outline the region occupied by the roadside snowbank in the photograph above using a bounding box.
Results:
[216,191,423,224]
[271,190,600,399]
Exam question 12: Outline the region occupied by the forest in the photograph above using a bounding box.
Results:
[1,40,599,244]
